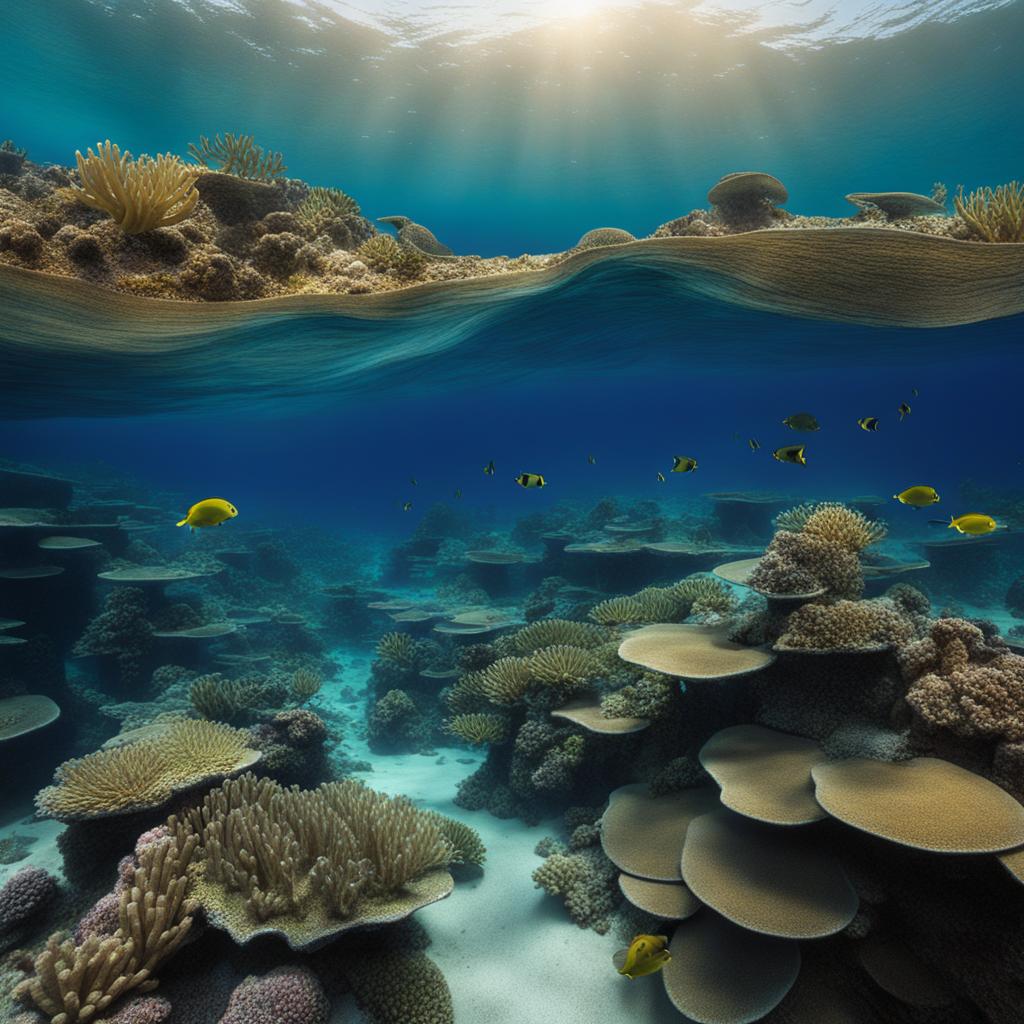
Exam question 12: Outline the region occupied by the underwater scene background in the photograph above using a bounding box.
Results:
[2,2,1024,1024]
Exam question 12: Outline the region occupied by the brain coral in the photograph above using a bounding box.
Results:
[218,967,328,1024]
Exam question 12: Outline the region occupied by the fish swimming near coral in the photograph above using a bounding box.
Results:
[894,485,940,507]
[857,417,880,431]
[613,935,671,980]
[656,472,666,483]
[176,497,238,529]
[898,402,912,421]
[484,461,495,476]
[671,456,698,473]
[748,438,760,451]
[932,513,999,535]
[516,473,546,488]
[773,445,807,465]
[782,412,820,431]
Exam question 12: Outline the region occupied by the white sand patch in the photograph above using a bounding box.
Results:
[0,815,65,887]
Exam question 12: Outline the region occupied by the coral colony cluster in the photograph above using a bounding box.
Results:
[3,457,1024,1024]
[1,135,1022,301]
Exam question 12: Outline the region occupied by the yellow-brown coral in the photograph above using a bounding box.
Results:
[377,631,417,668]
[800,502,887,551]
[777,598,914,651]
[36,719,258,821]
[505,618,607,654]
[589,595,646,626]
[291,667,322,702]
[72,141,199,233]
[528,645,600,687]
[445,713,508,745]
[954,181,1024,243]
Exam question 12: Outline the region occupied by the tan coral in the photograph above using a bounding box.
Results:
[775,598,914,652]
[505,618,606,654]
[528,645,600,687]
[0,694,60,741]
[617,624,775,681]
[444,712,508,745]
[618,872,701,921]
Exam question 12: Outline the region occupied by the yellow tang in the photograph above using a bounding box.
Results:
[613,934,671,980]
[894,486,939,508]
[516,473,546,488]
[176,498,238,529]
[671,456,698,473]
[948,513,997,535]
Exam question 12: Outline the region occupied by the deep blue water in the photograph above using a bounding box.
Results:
[1,0,1023,536]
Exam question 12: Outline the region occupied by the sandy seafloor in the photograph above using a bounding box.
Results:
[0,637,682,1024]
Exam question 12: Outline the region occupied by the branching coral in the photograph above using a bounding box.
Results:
[589,595,646,626]
[174,773,452,945]
[800,502,888,551]
[187,133,286,181]
[377,632,417,669]
[955,181,1024,242]
[528,645,600,688]
[296,186,360,233]
[15,835,198,1024]
[590,579,734,626]
[601,673,674,720]
[504,618,607,654]
[902,618,1024,742]
[671,577,737,617]
[777,598,915,651]
[291,667,322,703]
[445,713,508,746]
[189,674,264,722]
[474,657,534,704]
[750,530,863,599]
[72,142,199,233]
[532,846,619,933]
[36,719,258,820]
[424,813,487,866]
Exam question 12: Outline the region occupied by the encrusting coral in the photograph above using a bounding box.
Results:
[15,835,199,1024]
[172,772,455,948]
[36,719,260,820]
[72,142,199,234]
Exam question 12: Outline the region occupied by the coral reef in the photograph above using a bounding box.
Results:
[0,867,56,946]
[218,967,328,1024]
[532,844,619,933]
[777,598,916,651]
[954,181,1024,242]
[187,133,286,182]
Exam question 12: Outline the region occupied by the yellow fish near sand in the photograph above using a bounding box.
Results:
[947,513,998,535]
[894,486,940,508]
[613,934,671,980]
[176,498,238,529]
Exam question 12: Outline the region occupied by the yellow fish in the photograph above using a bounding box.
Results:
[857,417,880,432]
[671,456,697,473]
[946,513,998,535]
[176,498,238,529]
[656,471,666,483]
[898,402,911,421]
[748,438,760,451]
[782,412,819,432]
[894,485,939,508]
[516,473,546,488]
[484,460,495,476]
[613,935,671,980]
[773,445,806,465]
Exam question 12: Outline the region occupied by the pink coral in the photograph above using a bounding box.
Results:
[97,996,172,1024]
[0,866,56,934]
[218,966,329,1024]
[903,618,1024,742]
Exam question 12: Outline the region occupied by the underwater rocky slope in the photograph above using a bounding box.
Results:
[2,145,1024,417]
[3,466,1024,1023]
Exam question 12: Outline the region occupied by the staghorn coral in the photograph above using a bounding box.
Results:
[424,813,486,866]
[531,845,619,933]
[955,181,1024,242]
[445,713,508,746]
[15,835,199,1024]
[37,719,259,820]
[377,631,417,669]
[504,618,607,654]
[589,595,646,626]
[72,142,199,233]
[174,773,452,947]
[188,133,286,181]
[777,598,915,651]
[903,617,1024,742]
[528,645,600,688]
[218,967,328,1024]
[291,667,322,703]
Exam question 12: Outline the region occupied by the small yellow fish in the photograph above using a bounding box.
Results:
[656,471,666,483]
[176,498,238,529]
[671,456,697,473]
[403,501,413,512]
[613,935,671,980]
[484,461,495,476]
[773,445,806,465]
[588,454,597,465]
[516,473,546,488]
[857,417,880,432]
[748,438,760,451]
[894,485,939,508]
[898,402,911,421]
[947,513,997,535]
[782,412,820,432]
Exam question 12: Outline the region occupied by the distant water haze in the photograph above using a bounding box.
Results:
[1,0,1021,254]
